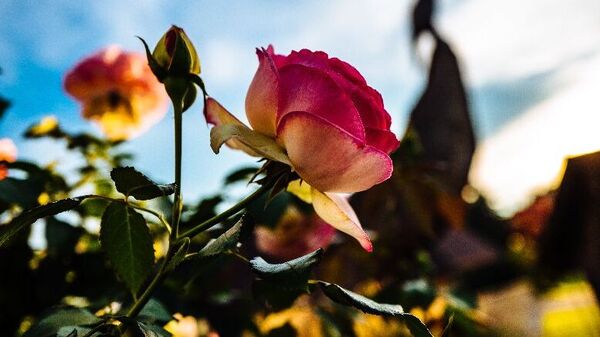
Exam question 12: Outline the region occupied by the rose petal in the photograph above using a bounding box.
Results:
[350,85,392,130]
[277,111,393,193]
[311,188,372,252]
[210,123,291,166]
[328,57,367,86]
[245,48,279,136]
[281,50,391,130]
[205,97,260,157]
[365,127,400,154]
[265,45,288,69]
[205,97,245,126]
[286,179,313,203]
[277,64,365,141]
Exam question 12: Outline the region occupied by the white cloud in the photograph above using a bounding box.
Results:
[470,54,600,214]
[438,0,600,86]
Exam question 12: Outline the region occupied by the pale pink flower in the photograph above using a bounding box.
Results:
[64,46,168,140]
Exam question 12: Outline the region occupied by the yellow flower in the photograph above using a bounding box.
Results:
[255,303,324,337]
[353,313,407,337]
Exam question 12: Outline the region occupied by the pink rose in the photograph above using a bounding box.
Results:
[0,138,17,180]
[207,46,399,251]
[64,46,168,140]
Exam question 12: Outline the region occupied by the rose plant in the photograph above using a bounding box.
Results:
[0,26,432,337]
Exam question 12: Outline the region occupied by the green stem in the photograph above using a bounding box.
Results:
[123,96,185,324]
[122,180,272,322]
[172,103,183,238]
[176,181,274,241]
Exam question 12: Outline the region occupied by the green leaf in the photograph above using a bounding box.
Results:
[136,322,172,337]
[318,282,432,337]
[210,123,292,165]
[404,315,435,337]
[138,298,172,324]
[250,248,323,286]
[165,237,190,272]
[110,167,175,200]
[23,307,100,337]
[57,327,91,337]
[0,196,88,248]
[137,36,167,81]
[250,249,322,309]
[188,214,254,260]
[100,202,154,295]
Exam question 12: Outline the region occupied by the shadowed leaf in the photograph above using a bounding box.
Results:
[251,248,323,285]
[111,167,175,200]
[136,322,171,337]
[318,281,432,337]
[0,196,88,248]
[138,299,172,325]
[100,202,154,295]
[186,214,254,260]
[23,308,100,337]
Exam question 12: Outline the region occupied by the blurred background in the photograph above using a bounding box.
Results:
[2,1,600,336]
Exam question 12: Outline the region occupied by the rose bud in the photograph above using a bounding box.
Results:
[0,138,17,180]
[152,25,201,77]
[206,46,399,252]
[139,26,204,113]
[64,46,169,140]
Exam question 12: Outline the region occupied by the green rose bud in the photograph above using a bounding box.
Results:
[152,25,201,76]
[138,26,206,113]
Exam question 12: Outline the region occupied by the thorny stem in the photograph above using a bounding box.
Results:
[122,182,273,323]
[124,101,185,322]
[117,82,278,330]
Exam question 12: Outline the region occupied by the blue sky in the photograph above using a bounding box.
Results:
[1,0,600,214]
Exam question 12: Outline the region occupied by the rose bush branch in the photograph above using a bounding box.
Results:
[120,27,282,325]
